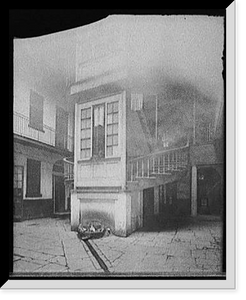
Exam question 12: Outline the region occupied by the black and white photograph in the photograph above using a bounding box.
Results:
[6,7,236,289]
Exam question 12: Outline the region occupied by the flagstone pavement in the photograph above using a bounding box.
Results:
[12,216,224,277]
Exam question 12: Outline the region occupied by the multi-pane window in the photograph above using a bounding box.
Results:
[80,99,119,160]
[80,108,92,159]
[14,166,23,195]
[106,101,119,157]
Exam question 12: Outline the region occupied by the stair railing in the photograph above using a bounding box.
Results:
[127,141,189,182]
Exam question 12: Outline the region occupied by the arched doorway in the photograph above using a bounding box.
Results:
[197,166,223,215]
[52,160,65,214]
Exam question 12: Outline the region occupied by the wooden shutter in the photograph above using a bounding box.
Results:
[29,90,44,131]
[26,159,41,197]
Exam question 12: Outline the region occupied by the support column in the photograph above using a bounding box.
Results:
[115,193,131,237]
[71,190,80,231]
[139,190,143,228]
[191,165,198,216]
[154,185,159,215]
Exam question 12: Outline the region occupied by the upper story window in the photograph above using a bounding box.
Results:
[80,107,92,159]
[106,101,119,157]
[80,97,120,160]
[29,90,44,131]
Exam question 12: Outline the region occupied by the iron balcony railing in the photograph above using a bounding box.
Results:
[14,111,73,152]
[127,142,190,182]
[63,156,74,181]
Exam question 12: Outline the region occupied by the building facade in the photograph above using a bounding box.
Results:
[13,16,224,234]
[69,16,225,236]
[13,41,75,221]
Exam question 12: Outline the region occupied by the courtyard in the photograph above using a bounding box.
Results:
[12,216,224,277]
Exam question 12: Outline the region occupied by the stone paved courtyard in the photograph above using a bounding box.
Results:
[12,216,225,277]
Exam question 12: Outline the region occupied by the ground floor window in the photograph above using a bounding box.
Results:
[26,159,41,197]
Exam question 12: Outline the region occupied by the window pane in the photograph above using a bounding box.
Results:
[81,129,86,138]
[81,140,86,149]
[113,135,118,145]
[86,129,91,138]
[81,150,86,159]
[86,149,91,158]
[113,113,118,123]
[81,119,87,129]
[107,146,113,156]
[107,136,113,146]
[86,139,91,148]
[107,103,113,114]
[112,145,118,156]
[86,119,91,128]
[86,108,91,118]
[107,124,113,135]
[113,102,119,112]
[81,109,87,119]
[113,124,118,134]
[107,114,113,124]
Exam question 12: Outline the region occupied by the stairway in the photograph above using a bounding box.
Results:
[127,142,189,182]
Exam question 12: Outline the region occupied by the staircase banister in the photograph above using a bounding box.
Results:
[128,140,190,163]
[63,156,74,165]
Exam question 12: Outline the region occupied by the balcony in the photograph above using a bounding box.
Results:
[127,142,189,182]
[14,111,73,152]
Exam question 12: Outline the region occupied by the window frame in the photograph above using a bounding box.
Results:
[78,93,121,161]
[105,100,119,158]
[80,107,92,160]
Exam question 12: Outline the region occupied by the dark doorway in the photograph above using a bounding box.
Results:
[197,167,222,215]
[54,175,65,213]
[143,187,154,227]
[53,160,66,213]
[14,165,24,221]
[165,181,177,215]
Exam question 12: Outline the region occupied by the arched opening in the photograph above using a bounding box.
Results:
[197,166,223,216]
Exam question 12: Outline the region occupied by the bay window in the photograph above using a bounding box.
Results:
[79,96,120,160]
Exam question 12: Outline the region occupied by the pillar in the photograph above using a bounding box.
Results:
[154,185,159,215]
[115,193,131,237]
[191,165,198,216]
[71,190,80,231]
